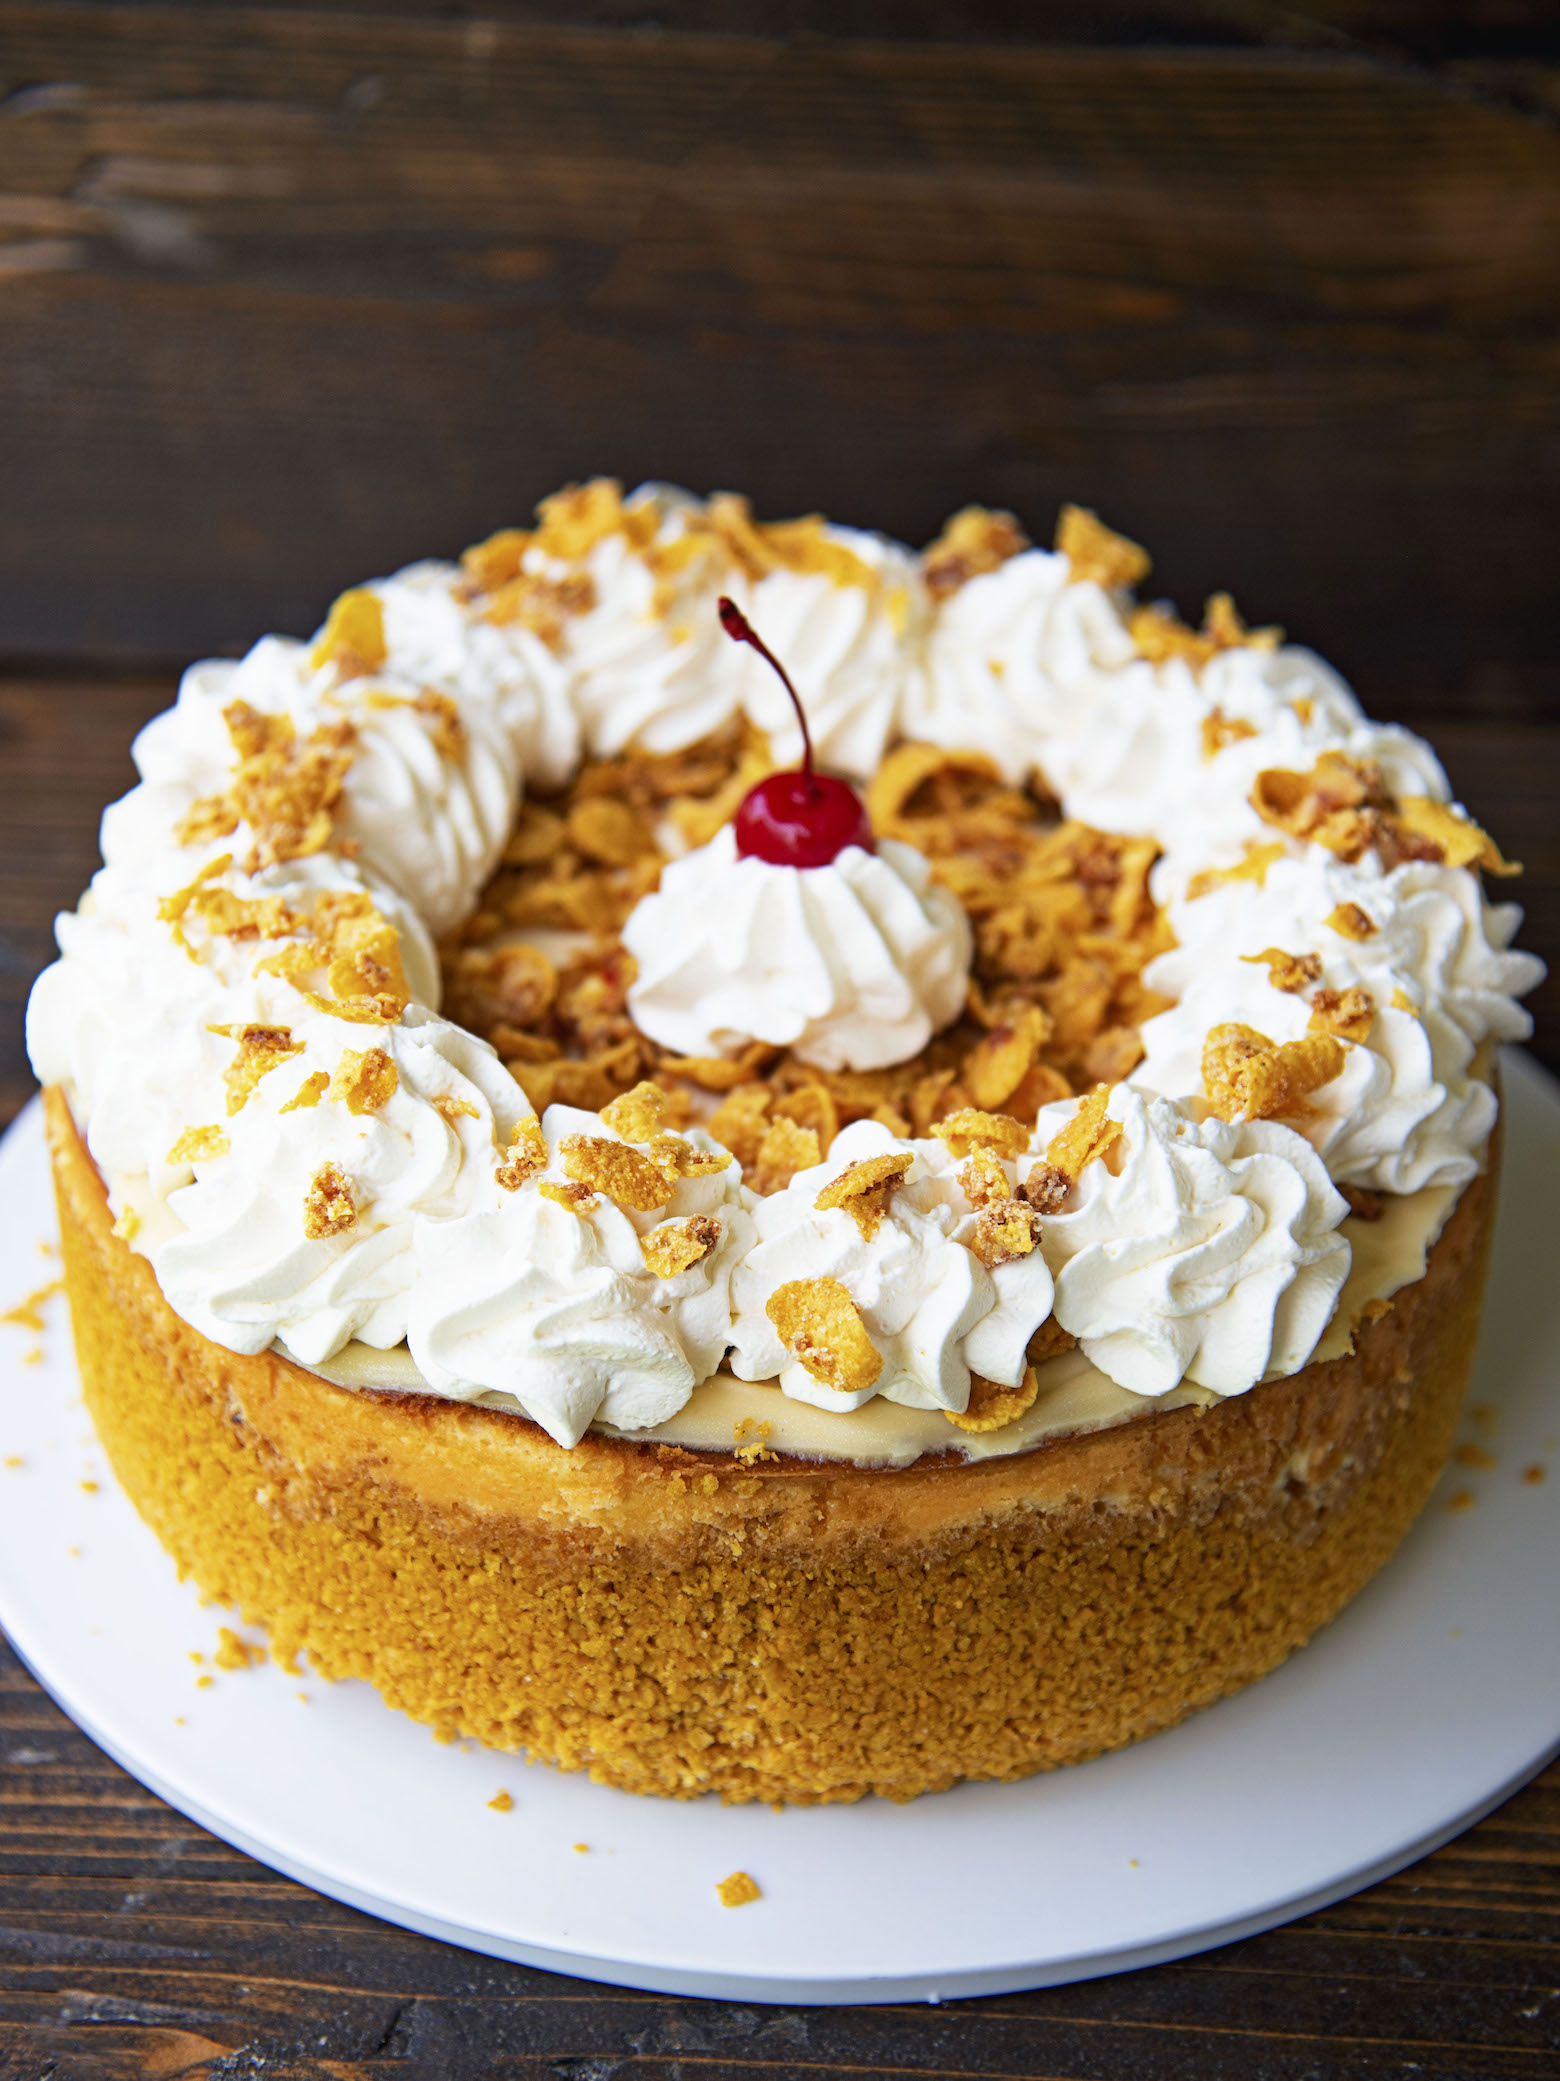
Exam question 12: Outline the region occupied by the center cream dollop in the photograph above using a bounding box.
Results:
[620,826,973,1072]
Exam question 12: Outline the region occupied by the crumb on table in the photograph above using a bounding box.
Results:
[487,1790,514,1813]
[717,1870,761,1908]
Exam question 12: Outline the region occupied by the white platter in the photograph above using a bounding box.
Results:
[1,1052,1557,2005]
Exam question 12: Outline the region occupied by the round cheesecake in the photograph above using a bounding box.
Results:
[29,484,1540,1805]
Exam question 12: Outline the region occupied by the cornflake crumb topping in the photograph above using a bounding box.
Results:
[281,1070,329,1113]
[958,1145,1011,1209]
[560,1134,674,1211]
[641,1214,721,1279]
[432,1094,480,1128]
[1252,753,1517,876]
[166,1124,229,1164]
[1020,1161,1070,1214]
[732,1416,777,1464]
[1309,986,1375,1042]
[257,891,410,1026]
[1202,708,1261,759]
[1240,947,1322,995]
[1045,1083,1121,1181]
[750,1117,822,1195]
[968,1201,1043,1269]
[495,1118,547,1191]
[1186,842,1287,901]
[208,1023,304,1113]
[716,1871,762,1909]
[945,1365,1040,1434]
[599,1080,669,1144]
[329,1047,399,1116]
[1202,1023,1345,1122]
[539,1178,596,1213]
[814,1152,915,1240]
[932,1108,1029,1160]
[302,1162,356,1239]
[765,1276,883,1396]
[1131,592,1280,671]
[922,505,1029,598]
[311,589,387,679]
[178,701,358,872]
[363,688,468,764]
[1055,504,1151,591]
[1325,901,1378,942]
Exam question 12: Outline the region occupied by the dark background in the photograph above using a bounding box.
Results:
[1,5,1557,2075]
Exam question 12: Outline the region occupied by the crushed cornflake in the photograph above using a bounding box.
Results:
[495,1118,548,1191]
[1202,1023,1345,1122]
[363,688,467,763]
[1045,1084,1120,1181]
[432,1094,480,1129]
[207,1023,304,1113]
[1325,901,1378,941]
[958,1146,1012,1209]
[111,1205,141,1243]
[749,1117,822,1195]
[1055,504,1151,591]
[968,1201,1043,1268]
[765,1276,883,1396]
[932,1109,1029,1160]
[814,1152,914,1240]
[641,1214,721,1279]
[1240,948,1322,995]
[1027,1314,1079,1364]
[166,1125,229,1164]
[1392,795,1519,876]
[560,1133,674,1211]
[302,1162,356,1239]
[1391,986,1418,1015]
[443,734,1187,1180]
[178,702,358,873]
[280,1070,330,1113]
[311,589,387,678]
[600,1080,669,1144]
[1130,593,1280,671]
[1186,842,1287,901]
[539,1178,596,1213]
[1251,756,1514,877]
[732,1416,778,1464]
[483,569,596,650]
[257,890,410,1026]
[1020,1161,1070,1215]
[946,1365,1040,1434]
[329,1047,399,1115]
[716,1870,762,1909]
[1308,986,1375,1042]
[922,506,1029,597]
[1201,707,1261,759]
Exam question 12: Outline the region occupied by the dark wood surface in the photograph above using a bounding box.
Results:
[3,5,1559,2073]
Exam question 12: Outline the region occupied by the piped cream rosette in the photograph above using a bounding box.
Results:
[27,483,1543,1450]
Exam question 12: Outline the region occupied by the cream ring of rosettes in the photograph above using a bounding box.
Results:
[25,483,1543,1451]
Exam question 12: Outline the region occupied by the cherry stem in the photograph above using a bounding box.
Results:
[718,595,817,790]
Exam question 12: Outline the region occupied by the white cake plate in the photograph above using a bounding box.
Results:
[2,1054,1557,2005]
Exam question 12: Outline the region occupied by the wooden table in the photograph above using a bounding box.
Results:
[3,4,1559,2071]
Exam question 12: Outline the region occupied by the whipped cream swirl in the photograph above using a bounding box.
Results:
[727,1120,1055,1414]
[1023,1086,1351,1398]
[621,827,972,1071]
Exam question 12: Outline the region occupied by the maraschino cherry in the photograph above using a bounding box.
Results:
[718,596,875,869]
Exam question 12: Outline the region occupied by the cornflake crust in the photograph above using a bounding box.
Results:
[814,1152,915,1241]
[1202,1024,1345,1123]
[303,1162,356,1240]
[945,1365,1041,1434]
[765,1277,883,1396]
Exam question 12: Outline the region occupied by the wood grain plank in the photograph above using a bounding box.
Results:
[0,8,1556,728]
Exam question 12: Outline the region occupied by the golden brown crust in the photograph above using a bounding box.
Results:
[47,1086,1495,1806]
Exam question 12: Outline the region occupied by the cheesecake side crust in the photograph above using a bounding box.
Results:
[47,1084,1497,1806]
